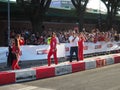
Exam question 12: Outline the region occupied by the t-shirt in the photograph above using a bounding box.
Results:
[69,36,79,47]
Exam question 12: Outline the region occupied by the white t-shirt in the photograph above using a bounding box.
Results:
[69,36,79,47]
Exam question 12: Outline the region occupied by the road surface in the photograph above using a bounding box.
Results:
[0,63,120,90]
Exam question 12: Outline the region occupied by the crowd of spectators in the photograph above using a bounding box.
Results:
[10,27,120,45]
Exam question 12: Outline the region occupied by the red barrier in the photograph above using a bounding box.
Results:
[0,71,15,85]
[96,58,106,68]
[113,55,120,63]
[71,61,85,73]
[33,66,55,79]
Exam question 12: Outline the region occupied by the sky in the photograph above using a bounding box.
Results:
[87,0,107,12]
[10,0,107,12]
[10,0,15,1]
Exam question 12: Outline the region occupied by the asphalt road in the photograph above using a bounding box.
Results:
[0,63,120,90]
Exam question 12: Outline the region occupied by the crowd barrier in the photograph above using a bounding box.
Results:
[0,41,120,63]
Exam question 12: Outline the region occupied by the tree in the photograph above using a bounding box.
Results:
[16,0,52,33]
[71,0,89,32]
[101,0,120,30]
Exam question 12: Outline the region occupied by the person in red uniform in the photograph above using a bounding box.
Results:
[19,37,25,45]
[78,32,86,60]
[12,34,21,70]
[47,32,58,66]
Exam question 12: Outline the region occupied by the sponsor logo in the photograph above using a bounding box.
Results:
[117,43,120,46]
[95,45,102,49]
[15,69,36,82]
[107,44,113,48]
[96,59,106,67]
[16,75,36,81]
[84,46,88,50]
[37,49,48,55]
[55,65,72,75]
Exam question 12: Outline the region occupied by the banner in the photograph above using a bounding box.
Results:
[20,44,65,61]
[0,44,65,63]
[65,41,120,56]
[0,47,8,63]
[0,41,120,63]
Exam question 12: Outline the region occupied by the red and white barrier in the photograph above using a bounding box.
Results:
[105,56,114,65]
[71,61,85,73]
[0,53,120,85]
[33,66,55,79]
[0,71,15,85]
[95,58,106,68]
[55,64,72,76]
[12,68,36,83]
[113,55,120,63]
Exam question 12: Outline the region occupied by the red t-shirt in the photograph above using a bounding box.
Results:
[19,39,24,45]
[50,37,57,49]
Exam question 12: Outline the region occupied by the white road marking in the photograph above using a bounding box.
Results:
[18,86,37,90]
[17,85,54,90]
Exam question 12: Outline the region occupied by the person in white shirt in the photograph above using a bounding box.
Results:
[69,31,79,62]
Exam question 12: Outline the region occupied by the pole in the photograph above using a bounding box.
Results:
[8,0,10,46]
[98,0,101,31]
[7,0,11,67]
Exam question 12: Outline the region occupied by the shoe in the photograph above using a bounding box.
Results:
[77,60,79,62]
[69,61,72,63]
[48,64,51,66]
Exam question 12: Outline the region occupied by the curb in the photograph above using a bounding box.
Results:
[0,54,120,85]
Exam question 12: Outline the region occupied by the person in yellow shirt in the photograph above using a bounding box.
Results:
[47,35,51,44]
